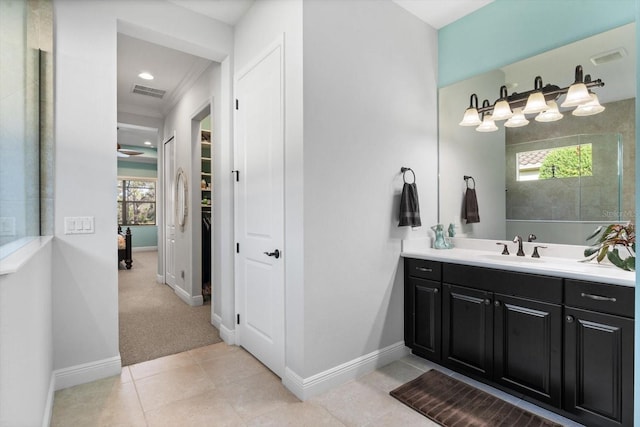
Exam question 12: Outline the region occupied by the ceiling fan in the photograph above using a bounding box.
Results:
[117,143,143,157]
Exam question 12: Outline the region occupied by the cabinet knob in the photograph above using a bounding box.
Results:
[494,300,500,307]
[484,298,491,305]
[433,288,439,294]
[566,315,574,323]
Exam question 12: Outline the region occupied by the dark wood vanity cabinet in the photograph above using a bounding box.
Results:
[563,279,634,427]
[404,259,441,361]
[493,293,562,408]
[442,284,493,377]
[404,257,634,424]
[441,265,562,408]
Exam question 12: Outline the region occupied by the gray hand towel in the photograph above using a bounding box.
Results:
[463,188,480,223]
[399,183,421,227]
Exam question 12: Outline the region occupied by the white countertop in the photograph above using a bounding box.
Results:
[401,238,635,287]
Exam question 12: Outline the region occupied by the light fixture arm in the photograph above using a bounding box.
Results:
[481,99,491,118]
[573,65,584,84]
[499,85,508,100]
[468,93,479,109]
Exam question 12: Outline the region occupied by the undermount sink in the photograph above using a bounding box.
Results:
[479,254,545,263]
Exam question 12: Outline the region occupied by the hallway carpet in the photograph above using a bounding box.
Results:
[118,251,221,366]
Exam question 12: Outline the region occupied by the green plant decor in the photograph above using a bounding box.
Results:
[582,223,636,271]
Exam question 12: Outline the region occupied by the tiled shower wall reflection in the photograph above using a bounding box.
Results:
[0,0,53,254]
[506,133,621,221]
[506,98,635,223]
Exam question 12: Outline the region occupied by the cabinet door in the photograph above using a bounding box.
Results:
[443,284,493,378]
[564,307,633,427]
[406,277,441,360]
[494,294,561,407]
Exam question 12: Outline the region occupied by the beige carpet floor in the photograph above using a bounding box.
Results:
[118,251,221,366]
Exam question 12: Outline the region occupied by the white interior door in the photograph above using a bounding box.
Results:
[164,135,176,288]
[235,38,285,377]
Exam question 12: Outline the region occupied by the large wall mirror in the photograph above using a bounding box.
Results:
[438,23,636,245]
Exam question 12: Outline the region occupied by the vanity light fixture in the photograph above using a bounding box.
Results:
[522,77,550,115]
[459,65,605,131]
[504,108,529,128]
[572,92,606,116]
[459,93,482,126]
[476,100,498,132]
[561,65,593,107]
[535,101,563,122]
[490,86,513,121]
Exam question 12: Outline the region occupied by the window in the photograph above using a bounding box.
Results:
[117,178,156,225]
[516,144,592,181]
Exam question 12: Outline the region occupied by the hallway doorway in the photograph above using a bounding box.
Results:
[118,251,221,366]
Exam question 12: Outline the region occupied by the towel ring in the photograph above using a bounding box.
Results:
[464,175,476,189]
[401,167,415,184]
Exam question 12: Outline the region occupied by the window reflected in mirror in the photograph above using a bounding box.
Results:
[516,144,593,182]
[507,134,621,222]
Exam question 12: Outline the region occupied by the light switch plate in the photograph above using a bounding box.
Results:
[64,216,95,234]
[0,217,16,236]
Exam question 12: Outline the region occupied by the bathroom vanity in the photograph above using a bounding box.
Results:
[402,241,634,427]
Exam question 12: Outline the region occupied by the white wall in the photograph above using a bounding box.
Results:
[163,62,221,305]
[0,239,53,427]
[54,0,120,373]
[439,70,506,240]
[234,0,305,374]
[53,0,233,386]
[301,0,438,377]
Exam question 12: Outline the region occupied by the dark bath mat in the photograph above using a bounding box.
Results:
[390,369,563,427]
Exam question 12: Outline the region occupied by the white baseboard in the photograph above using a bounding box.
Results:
[54,355,121,391]
[156,274,164,284]
[41,371,55,427]
[174,286,203,306]
[212,312,222,328]
[219,322,236,345]
[132,246,157,252]
[283,341,409,401]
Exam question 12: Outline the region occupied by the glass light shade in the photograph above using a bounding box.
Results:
[504,108,529,128]
[535,101,563,122]
[522,92,549,114]
[491,100,513,121]
[572,93,605,116]
[459,108,482,126]
[476,115,498,132]
[561,82,592,107]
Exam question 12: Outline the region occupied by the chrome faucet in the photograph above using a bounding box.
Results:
[513,235,525,256]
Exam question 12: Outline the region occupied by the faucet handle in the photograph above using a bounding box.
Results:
[532,246,547,258]
[528,234,537,242]
[496,242,510,255]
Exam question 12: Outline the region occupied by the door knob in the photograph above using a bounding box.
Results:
[264,249,280,259]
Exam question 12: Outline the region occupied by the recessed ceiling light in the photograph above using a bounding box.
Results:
[144,141,152,145]
[138,72,154,80]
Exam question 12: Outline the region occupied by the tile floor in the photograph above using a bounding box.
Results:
[51,342,583,426]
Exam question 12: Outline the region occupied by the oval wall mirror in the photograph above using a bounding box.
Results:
[175,167,188,230]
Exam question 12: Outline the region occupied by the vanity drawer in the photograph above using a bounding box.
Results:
[443,263,562,304]
[565,280,634,318]
[406,258,441,281]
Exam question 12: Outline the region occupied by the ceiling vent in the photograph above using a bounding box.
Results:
[590,47,627,66]
[131,84,166,99]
